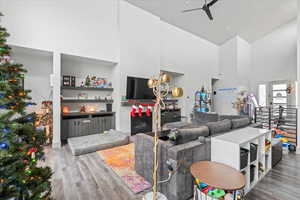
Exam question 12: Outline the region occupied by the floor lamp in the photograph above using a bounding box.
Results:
[143,73,183,200]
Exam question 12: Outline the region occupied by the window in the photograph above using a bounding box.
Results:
[272,83,287,107]
[258,84,266,107]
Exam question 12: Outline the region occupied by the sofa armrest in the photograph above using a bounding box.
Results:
[168,141,209,172]
[134,133,173,183]
[166,141,209,200]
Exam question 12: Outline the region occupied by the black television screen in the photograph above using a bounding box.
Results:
[126,76,155,99]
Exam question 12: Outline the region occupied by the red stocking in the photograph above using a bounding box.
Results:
[138,105,143,117]
[131,105,137,117]
[146,106,152,117]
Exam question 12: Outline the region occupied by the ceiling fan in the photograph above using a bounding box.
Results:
[182,0,219,20]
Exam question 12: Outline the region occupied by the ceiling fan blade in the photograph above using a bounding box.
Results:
[207,0,219,7]
[182,7,203,13]
[203,6,213,20]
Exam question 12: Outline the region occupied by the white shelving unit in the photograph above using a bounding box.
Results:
[211,127,272,193]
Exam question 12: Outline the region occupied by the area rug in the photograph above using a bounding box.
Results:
[97,143,151,194]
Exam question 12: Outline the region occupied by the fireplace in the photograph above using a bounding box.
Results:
[131,113,152,135]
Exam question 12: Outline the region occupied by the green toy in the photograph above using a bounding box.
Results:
[208,189,226,198]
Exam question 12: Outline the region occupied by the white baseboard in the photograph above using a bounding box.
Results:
[296,147,300,154]
[52,142,62,149]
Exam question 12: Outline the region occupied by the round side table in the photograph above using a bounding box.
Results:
[190,161,246,200]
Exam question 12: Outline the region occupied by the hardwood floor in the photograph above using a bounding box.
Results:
[246,153,300,200]
[45,145,300,200]
[45,145,146,200]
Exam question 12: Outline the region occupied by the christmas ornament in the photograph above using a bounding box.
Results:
[10,105,17,110]
[0,142,9,149]
[26,102,36,106]
[18,91,25,96]
[2,128,10,133]
[8,78,17,83]
[28,147,38,155]
[26,116,33,122]
[25,168,32,175]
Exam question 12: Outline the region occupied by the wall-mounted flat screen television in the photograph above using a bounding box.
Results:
[126,76,155,99]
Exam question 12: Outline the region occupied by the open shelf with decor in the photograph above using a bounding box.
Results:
[60,54,116,136]
[62,99,113,103]
[61,86,114,91]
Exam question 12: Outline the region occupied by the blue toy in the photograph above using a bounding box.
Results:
[199,182,208,189]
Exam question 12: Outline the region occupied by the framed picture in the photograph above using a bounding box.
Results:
[62,75,71,86]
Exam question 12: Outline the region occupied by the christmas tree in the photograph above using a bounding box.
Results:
[0,13,52,199]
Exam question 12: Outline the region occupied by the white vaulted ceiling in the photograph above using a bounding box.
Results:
[125,0,297,44]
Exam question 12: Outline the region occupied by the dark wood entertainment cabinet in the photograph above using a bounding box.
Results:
[61,112,115,140]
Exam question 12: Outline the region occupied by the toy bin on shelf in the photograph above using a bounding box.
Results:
[250,143,258,162]
[240,148,249,169]
[250,165,256,183]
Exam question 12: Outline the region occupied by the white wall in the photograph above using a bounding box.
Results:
[116,1,161,132]
[11,46,53,113]
[214,37,251,115]
[251,20,297,93]
[160,21,219,117]
[237,37,251,88]
[214,37,238,115]
[0,0,119,62]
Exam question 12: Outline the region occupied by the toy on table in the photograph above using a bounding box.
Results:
[194,179,226,199]
[201,186,214,194]
[208,188,225,198]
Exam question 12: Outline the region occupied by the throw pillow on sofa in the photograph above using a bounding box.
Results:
[231,118,250,129]
[207,119,232,136]
[169,126,209,145]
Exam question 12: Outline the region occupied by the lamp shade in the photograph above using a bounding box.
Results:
[148,79,157,88]
[172,87,183,97]
[161,73,171,83]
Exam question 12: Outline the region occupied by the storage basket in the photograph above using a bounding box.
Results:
[250,165,255,183]
[250,143,258,163]
[240,148,249,170]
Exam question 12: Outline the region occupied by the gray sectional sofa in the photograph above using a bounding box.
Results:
[134,112,251,200]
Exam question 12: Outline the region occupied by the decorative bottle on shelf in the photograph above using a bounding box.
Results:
[85,75,91,87]
[80,105,86,113]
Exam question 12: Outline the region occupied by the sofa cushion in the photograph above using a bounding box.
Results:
[219,115,248,120]
[231,118,250,129]
[193,112,219,124]
[206,119,232,136]
[172,126,209,144]
[162,121,191,130]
